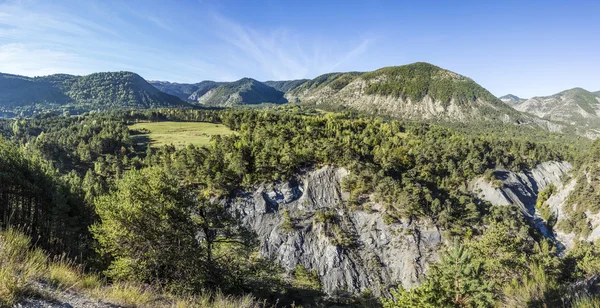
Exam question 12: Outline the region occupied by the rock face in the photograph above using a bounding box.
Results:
[470,161,572,239]
[226,162,572,296]
[546,179,578,249]
[226,166,442,296]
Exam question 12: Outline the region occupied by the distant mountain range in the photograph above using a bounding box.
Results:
[1,63,598,133]
[0,72,187,116]
[511,88,600,127]
[150,62,522,122]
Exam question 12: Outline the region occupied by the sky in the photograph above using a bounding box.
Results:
[0,0,598,98]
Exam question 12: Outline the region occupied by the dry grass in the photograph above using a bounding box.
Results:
[92,283,155,307]
[0,229,47,307]
[46,257,102,291]
[129,121,235,148]
[0,228,266,308]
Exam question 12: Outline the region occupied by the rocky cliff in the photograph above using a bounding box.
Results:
[226,166,442,296]
[470,161,572,242]
[225,162,573,297]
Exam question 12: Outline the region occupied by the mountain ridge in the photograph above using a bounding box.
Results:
[499,94,527,105]
[514,87,600,127]
[286,62,524,122]
[0,71,187,116]
[196,77,286,107]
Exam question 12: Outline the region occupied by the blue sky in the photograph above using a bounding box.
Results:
[0,0,598,97]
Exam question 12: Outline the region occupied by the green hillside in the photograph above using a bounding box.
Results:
[188,81,223,101]
[286,62,522,121]
[558,88,600,115]
[361,62,502,106]
[150,80,223,102]
[0,73,70,107]
[197,78,286,107]
[60,72,187,109]
[149,81,203,101]
[264,79,309,92]
[0,72,188,116]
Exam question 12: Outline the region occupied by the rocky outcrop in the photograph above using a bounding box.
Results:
[225,162,573,297]
[226,166,442,296]
[470,161,572,239]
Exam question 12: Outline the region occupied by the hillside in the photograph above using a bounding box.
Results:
[196,78,286,107]
[514,88,600,126]
[286,62,523,122]
[0,72,188,116]
[187,81,223,102]
[150,80,222,102]
[0,73,70,107]
[149,81,202,101]
[62,72,188,109]
[2,107,597,306]
[264,79,309,92]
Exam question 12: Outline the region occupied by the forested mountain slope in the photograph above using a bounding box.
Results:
[0,71,188,116]
[149,80,223,102]
[264,79,309,92]
[286,62,524,122]
[196,78,287,106]
[0,73,71,107]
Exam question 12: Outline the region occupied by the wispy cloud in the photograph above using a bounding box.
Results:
[211,12,373,80]
[0,0,375,82]
[0,43,88,76]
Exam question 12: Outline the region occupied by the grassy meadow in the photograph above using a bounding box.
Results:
[129,121,235,148]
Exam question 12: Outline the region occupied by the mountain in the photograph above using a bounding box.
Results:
[150,79,292,106]
[149,80,222,102]
[196,78,286,107]
[286,62,523,122]
[264,79,309,93]
[0,73,71,107]
[149,81,202,101]
[514,88,600,126]
[0,72,188,116]
[57,72,188,109]
[188,81,223,102]
[499,94,527,105]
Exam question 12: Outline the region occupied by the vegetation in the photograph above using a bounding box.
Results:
[0,105,596,306]
[536,183,557,227]
[264,79,309,93]
[362,62,502,106]
[129,121,235,148]
[557,139,600,238]
[198,78,286,106]
[0,228,264,307]
[381,205,597,307]
[0,71,187,117]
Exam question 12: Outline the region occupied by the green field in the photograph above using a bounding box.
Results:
[129,121,235,148]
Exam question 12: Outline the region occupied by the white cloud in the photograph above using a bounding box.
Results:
[0,0,375,82]
[211,12,373,80]
[0,43,90,76]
